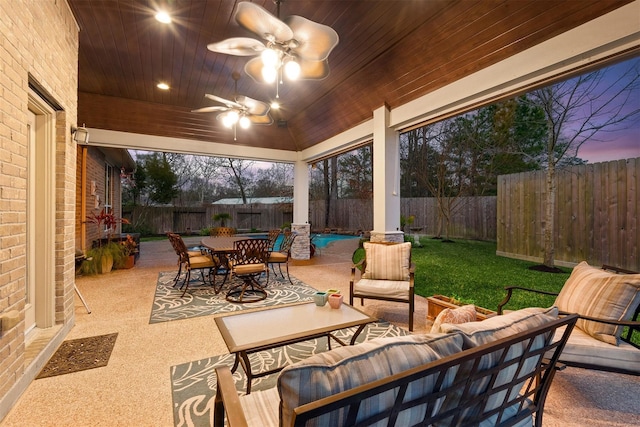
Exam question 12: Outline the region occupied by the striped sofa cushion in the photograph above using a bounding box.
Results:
[554,261,640,345]
[361,242,411,281]
[277,332,463,427]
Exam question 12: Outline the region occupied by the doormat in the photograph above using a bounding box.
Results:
[36,332,118,379]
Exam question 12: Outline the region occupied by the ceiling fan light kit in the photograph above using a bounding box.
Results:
[192,75,273,141]
[207,1,339,97]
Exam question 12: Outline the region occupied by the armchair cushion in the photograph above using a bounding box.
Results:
[277,332,464,427]
[430,304,477,333]
[361,242,411,281]
[554,261,640,345]
[353,278,410,300]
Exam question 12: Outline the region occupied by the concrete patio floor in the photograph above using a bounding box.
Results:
[1,236,638,426]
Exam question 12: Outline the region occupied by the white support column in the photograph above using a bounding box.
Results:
[292,160,311,259]
[371,105,403,243]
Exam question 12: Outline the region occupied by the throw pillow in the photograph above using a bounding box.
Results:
[430,304,477,333]
[361,242,411,281]
[554,261,640,345]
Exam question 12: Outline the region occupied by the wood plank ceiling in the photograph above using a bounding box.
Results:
[69,0,632,153]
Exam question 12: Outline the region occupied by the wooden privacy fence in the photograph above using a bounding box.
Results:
[497,158,639,271]
[308,197,497,240]
[123,204,293,234]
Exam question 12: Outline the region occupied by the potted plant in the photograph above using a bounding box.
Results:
[119,234,138,269]
[213,212,231,227]
[82,209,129,274]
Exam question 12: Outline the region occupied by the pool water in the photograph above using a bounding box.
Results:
[271,233,358,249]
[310,233,359,249]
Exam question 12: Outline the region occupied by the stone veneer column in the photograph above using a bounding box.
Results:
[370,230,405,243]
[291,223,310,260]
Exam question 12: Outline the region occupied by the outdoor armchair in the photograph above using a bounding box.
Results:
[498,262,640,375]
[349,241,415,331]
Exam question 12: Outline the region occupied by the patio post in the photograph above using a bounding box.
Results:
[371,104,403,243]
[291,160,311,259]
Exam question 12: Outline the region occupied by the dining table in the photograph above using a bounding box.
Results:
[200,236,247,291]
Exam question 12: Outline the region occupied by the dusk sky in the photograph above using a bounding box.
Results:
[575,58,640,164]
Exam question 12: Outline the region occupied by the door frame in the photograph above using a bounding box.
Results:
[27,89,56,330]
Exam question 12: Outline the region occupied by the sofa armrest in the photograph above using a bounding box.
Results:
[214,367,248,427]
[497,286,559,314]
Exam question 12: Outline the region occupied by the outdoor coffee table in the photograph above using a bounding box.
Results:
[215,302,376,393]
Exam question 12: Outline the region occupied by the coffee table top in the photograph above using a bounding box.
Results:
[215,302,376,353]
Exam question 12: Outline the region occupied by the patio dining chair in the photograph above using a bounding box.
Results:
[268,232,296,285]
[167,232,220,297]
[267,228,281,252]
[349,241,415,331]
[166,232,204,286]
[211,227,236,237]
[227,238,270,303]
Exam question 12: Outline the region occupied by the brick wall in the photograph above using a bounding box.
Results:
[0,0,78,414]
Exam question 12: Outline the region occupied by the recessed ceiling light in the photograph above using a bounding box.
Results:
[155,11,171,24]
[270,101,280,110]
[157,82,170,90]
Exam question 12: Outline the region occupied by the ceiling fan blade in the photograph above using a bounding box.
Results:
[191,106,228,113]
[204,94,243,109]
[235,2,293,43]
[285,15,339,61]
[298,58,331,80]
[249,114,274,125]
[235,95,270,116]
[207,37,264,56]
[244,57,266,84]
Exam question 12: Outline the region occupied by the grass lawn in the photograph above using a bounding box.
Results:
[411,237,572,312]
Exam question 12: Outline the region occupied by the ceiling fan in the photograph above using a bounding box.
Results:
[191,74,273,140]
[207,1,339,98]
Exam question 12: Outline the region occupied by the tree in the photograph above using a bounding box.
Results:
[252,163,294,198]
[338,145,373,199]
[221,158,255,203]
[526,59,640,269]
[143,152,179,204]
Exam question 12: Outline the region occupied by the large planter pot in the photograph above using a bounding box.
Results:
[99,253,114,274]
[426,295,496,321]
[123,255,135,269]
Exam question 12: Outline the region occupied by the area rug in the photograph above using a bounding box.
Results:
[170,321,408,427]
[36,333,118,379]
[150,271,317,324]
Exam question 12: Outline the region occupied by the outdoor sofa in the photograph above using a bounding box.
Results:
[214,307,577,427]
[498,262,640,375]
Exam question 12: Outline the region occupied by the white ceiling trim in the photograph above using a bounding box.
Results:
[85,128,299,163]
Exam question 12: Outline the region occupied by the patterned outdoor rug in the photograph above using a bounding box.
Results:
[150,271,317,324]
[170,321,409,427]
[37,333,118,379]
